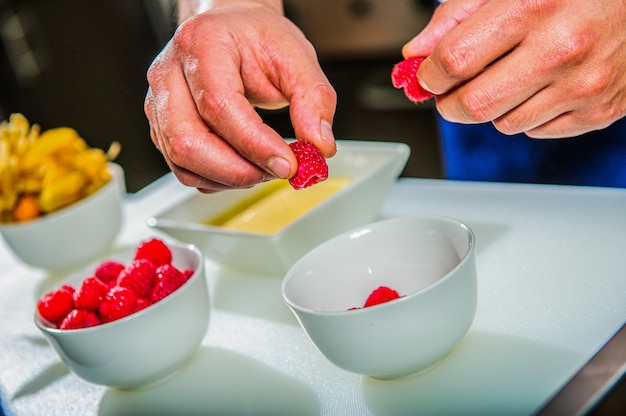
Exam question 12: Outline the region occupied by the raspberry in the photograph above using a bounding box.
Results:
[391,56,434,103]
[98,286,139,323]
[150,263,187,302]
[37,285,75,324]
[134,297,153,313]
[134,238,172,267]
[363,286,401,307]
[59,309,101,330]
[116,258,156,298]
[74,276,108,311]
[288,141,329,190]
[94,260,125,285]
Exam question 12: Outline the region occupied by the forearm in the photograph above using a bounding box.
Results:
[176,0,283,23]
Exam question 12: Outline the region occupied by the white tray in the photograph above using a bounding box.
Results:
[1,176,625,415]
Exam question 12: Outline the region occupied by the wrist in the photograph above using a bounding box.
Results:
[176,0,283,23]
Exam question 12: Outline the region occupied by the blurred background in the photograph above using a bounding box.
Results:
[0,0,441,193]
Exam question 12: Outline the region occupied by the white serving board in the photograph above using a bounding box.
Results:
[1,176,625,416]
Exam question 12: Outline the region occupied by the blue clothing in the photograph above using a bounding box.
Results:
[437,116,626,188]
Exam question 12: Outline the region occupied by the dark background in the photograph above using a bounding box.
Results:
[0,0,441,193]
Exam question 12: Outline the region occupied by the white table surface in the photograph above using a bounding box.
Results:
[1,175,625,416]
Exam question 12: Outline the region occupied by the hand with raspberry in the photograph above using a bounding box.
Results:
[145,0,337,193]
[402,0,626,138]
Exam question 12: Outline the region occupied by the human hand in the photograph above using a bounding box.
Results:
[144,2,336,192]
[403,0,626,138]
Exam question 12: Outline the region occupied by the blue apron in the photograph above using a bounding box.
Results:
[431,0,626,188]
[437,117,626,188]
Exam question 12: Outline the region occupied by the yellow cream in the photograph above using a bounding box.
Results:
[206,177,351,234]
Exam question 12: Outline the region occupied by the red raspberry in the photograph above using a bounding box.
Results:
[288,141,329,190]
[98,286,139,323]
[134,238,172,267]
[74,276,108,311]
[116,258,156,298]
[363,286,401,308]
[134,297,153,313]
[37,285,75,325]
[391,57,434,103]
[59,309,101,330]
[150,263,187,302]
[94,260,125,285]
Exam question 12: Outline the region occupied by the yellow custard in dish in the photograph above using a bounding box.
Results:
[206,177,351,235]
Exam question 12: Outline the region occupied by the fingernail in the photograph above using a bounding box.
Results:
[266,156,291,179]
[320,119,335,147]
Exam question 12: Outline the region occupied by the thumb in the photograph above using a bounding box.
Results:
[402,0,488,58]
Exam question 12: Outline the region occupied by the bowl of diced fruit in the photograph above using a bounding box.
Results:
[34,238,209,389]
[282,215,477,379]
[0,113,124,270]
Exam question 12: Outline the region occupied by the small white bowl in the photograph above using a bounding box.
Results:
[282,215,477,379]
[0,163,125,270]
[34,242,210,389]
[148,140,410,276]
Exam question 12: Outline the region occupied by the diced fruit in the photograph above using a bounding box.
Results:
[37,285,75,324]
[134,237,172,267]
[288,141,329,190]
[391,57,434,103]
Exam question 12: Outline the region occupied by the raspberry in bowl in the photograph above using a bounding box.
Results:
[281,215,477,380]
[34,238,209,389]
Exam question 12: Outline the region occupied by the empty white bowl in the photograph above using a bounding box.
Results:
[148,140,410,276]
[34,241,210,389]
[0,163,125,270]
[282,215,477,379]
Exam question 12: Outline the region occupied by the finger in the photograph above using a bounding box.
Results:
[147,87,251,191]
[524,112,589,139]
[402,0,489,58]
[523,107,616,139]
[147,53,269,189]
[433,39,549,124]
[287,70,338,158]
[417,0,527,95]
[182,45,298,180]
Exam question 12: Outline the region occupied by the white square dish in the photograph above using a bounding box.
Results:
[147,140,410,276]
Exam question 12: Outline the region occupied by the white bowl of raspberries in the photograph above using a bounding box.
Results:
[34,238,209,389]
[282,215,478,379]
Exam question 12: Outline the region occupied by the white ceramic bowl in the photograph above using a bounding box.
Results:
[148,140,410,276]
[0,163,125,271]
[282,215,477,379]
[34,242,210,389]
